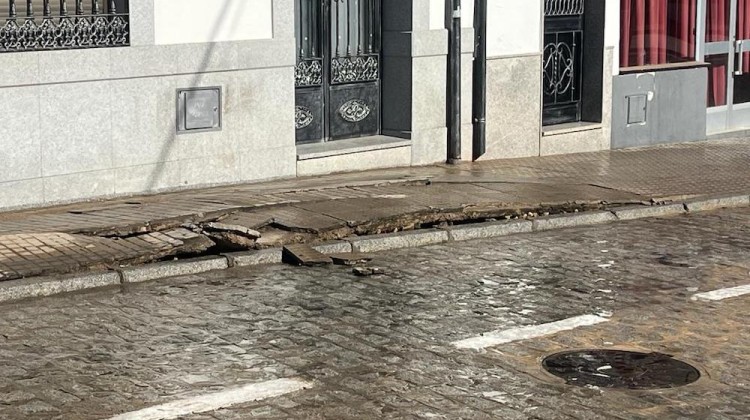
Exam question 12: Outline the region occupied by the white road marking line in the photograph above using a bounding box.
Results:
[108,378,311,420]
[691,284,750,301]
[452,314,609,350]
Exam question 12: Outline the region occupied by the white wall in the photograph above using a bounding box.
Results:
[605,0,621,74]
[429,0,445,30]
[486,0,542,57]
[154,0,274,45]
[462,1,475,28]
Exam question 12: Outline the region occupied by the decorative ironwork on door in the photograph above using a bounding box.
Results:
[295,0,381,143]
[543,0,584,126]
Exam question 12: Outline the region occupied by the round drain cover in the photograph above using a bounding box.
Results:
[542,350,700,389]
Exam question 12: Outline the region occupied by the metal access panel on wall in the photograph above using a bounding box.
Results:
[176,87,222,134]
[294,0,382,143]
[543,0,585,126]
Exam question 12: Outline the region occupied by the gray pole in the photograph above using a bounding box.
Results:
[447,0,462,164]
[472,0,487,161]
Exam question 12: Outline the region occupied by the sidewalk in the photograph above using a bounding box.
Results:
[1,138,749,285]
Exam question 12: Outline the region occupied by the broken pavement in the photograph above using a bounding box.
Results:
[1,138,749,281]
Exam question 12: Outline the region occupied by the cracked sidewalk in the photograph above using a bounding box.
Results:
[1,138,750,282]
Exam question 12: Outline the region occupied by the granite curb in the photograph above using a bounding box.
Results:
[1,193,748,303]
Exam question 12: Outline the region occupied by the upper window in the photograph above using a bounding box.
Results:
[0,0,129,53]
[620,0,697,68]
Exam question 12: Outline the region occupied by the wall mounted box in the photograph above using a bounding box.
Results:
[176,87,222,134]
[627,94,647,125]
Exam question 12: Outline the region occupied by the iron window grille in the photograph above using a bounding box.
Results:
[543,0,585,126]
[0,0,129,53]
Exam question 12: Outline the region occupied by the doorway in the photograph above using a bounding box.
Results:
[294,0,382,143]
[704,0,750,133]
[542,1,585,126]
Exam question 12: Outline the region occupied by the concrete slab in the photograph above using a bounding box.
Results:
[476,182,646,204]
[294,198,430,225]
[273,206,348,232]
[282,245,332,266]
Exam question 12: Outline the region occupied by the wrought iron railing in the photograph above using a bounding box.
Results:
[545,0,584,17]
[0,1,128,53]
[329,0,380,85]
[294,0,381,87]
[295,0,322,87]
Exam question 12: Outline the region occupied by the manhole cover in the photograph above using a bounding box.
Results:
[542,350,700,389]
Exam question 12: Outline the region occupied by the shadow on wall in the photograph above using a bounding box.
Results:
[146,0,249,191]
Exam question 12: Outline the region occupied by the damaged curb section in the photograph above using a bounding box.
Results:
[1,194,748,303]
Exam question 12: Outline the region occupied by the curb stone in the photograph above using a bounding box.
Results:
[684,195,750,212]
[2,193,749,302]
[532,211,617,231]
[312,241,353,254]
[349,229,450,253]
[224,249,283,268]
[611,203,686,220]
[0,272,121,303]
[446,219,533,242]
[119,256,229,283]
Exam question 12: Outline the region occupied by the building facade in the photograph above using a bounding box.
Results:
[612,0,746,148]
[0,1,730,211]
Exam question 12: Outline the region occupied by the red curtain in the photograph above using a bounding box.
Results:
[739,0,750,73]
[707,0,728,106]
[620,0,697,67]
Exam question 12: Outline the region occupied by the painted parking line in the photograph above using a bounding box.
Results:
[692,284,750,302]
[452,314,609,350]
[108,378,311,420]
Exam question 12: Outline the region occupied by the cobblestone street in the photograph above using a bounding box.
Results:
[0,208,749,419]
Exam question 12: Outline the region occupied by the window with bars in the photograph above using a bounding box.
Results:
[0,0,129,53]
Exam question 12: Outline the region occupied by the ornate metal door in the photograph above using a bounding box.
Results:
[294,0,381,143]
[542,0,584,126]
